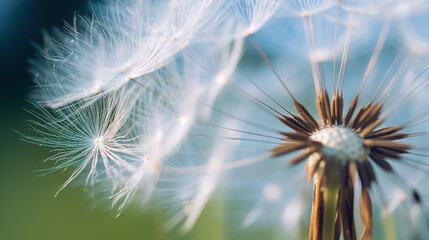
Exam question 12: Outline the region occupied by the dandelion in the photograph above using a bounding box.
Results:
[182,0,429,238]
[26,0,429,239]
[29,0,226,107]
[24,85,142,195]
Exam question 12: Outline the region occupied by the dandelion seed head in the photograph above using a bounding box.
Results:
[94,137,103,145]
[26,0,429,237]
[310,125,369,162]
[243,29,253,37]
[25,85,142,197]
[231,0,282,38]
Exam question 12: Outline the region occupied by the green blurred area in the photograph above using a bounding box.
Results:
[0,105,216,240]
[0,1,271,238]
[0,103,272,240]
[0,0,229,238]
[0,103,388,240]
[0,106,149,239]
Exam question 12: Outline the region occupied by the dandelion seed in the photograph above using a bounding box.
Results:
[24,85,142,195]
[283,0,337,17]
[230,0,283,38]
[25,0,429,239]
[29,0,226,107]
[178,0,429,237]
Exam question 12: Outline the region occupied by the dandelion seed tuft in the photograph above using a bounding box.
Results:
[25,0,429,238]
[309,125,369,162]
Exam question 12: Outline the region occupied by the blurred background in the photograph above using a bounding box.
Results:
[0,1,252,239]
[3,1,423,239]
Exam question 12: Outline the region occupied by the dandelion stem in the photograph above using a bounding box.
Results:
[321,173,340,240]
[308,160,342,240]
[384,212,397,240]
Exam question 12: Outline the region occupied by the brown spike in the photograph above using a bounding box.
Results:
[279,131,310,142]
[289,149,316,165]
[375,133,409,141]
[356,162,370,190]
[412,190,421,203]
[294,100,319,130]
[365,126,404,138]
[309,177,324,240]
[351,105,367,128]
[339,163,357,240]
[372,147,402,159]
[308,140,322,148]
[369,152,392,172]
[360,189,373,240]
[363,161,376,187]
[345,96,358,126]
[317,96,327,126]
[271,142,308,157]
[356,104,382,130]
[278,116,309,133]
[363,105,381,120]
[330,93,337,125]
[361,106,382,130]
[334,208,341,240]
[359,118,384,138]
[307,156,324,182]
[280,113,314,133]
[363,139,410,150]
[384,147,408,154]
[292,114,315,132]
[337,93,344,125]
[322,90,332,126]
[351,108,365,129]
[321,159,333,188]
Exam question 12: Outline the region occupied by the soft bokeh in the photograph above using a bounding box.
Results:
[2,1,428,239]
[0,1,277,239]
[0,1,211,239]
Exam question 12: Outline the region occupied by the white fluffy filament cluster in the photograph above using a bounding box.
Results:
[26,0,429,237]
[310,126,369,162]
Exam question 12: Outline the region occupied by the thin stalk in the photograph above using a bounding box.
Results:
[384,212,396,240]
[308,158,341,240]
[322,174,340,240]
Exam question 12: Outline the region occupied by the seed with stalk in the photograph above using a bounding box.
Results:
[271,87,419,239]
[25,0,429,239]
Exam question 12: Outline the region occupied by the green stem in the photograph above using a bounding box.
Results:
[322,176,340,240]
[384,212,396,240]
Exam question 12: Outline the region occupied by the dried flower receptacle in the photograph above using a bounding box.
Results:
[271,85,422,239]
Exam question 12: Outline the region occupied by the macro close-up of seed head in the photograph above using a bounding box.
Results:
[2,0,429,239]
